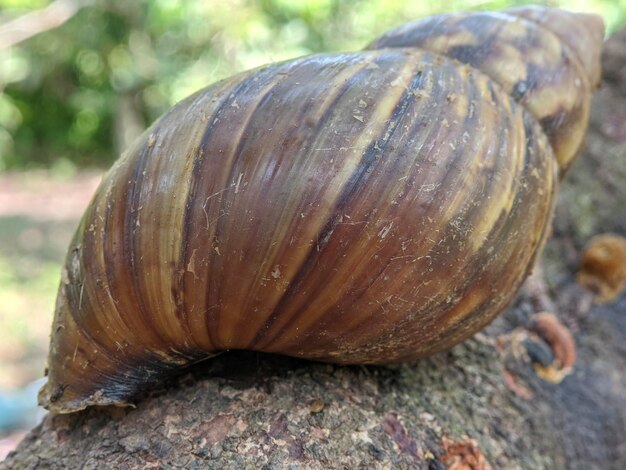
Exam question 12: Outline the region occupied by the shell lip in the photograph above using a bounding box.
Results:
[38,381,135,414]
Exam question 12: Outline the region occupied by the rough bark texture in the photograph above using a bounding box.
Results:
[3,29,626,470]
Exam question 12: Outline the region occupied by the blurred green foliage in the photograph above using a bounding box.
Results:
[0,0,625,170]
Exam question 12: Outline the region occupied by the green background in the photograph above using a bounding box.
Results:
[0,0,625,171]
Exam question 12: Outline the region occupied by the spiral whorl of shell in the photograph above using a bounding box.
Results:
[368,7,604,171]
[39,7,604,413]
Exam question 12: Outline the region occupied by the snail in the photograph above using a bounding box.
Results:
[39,6,604,413]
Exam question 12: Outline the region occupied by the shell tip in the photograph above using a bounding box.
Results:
[568,11,605,88]
[509,7,605,88]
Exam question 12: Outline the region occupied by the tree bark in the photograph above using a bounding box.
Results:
[4,28,626,470]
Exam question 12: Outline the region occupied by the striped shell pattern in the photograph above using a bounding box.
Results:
[40,6,604,412]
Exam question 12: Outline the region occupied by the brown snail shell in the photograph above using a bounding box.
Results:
[39,7,604,413]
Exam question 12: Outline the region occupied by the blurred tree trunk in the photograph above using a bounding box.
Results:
[0,0,89,51]
[3,28,626,470]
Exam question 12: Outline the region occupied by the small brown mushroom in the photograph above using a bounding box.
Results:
[309,398,325,414]
[577,233,626,304]
[441,436,492,470]
[528,312,576,383]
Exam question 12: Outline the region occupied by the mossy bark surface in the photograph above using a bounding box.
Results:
[3,29,626,470]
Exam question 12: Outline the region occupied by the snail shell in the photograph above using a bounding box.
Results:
[40,7,604,413]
